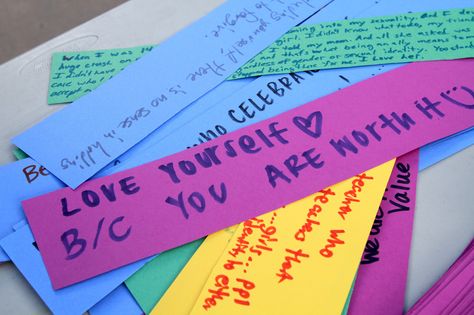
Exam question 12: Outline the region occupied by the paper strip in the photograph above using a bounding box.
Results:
[125,239,204,314]
[419,127,474,170]
[407,240,474,315]
[230,8,474,79]
[151,227,237,315]
[13,0,323,188]
[22,59,474,289]
[0,158,64,262]
[152,225,355,315]
[343,280,356,315]
[348,150,419,315]
[89,284,143,315]
[12,147,28,160]
[48,46,154,104]
[3,0,472,262]
[0,225,148,315]
[189,161,394,314]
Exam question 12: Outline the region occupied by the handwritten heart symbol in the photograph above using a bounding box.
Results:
[293,111,323,139]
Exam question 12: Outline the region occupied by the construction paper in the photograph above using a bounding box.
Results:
[13,0,325,189]
[89,284,143,315]
[419,127,474,170]
[48,46,154,104]
[0,0,471,263]
[407,240,474,315]
[343,280,356,315]
[1,76,470,266]
[48,5,474,99]
[12,147,28,160]
[0,158,64,262]
[22,59,474,289]
[190,162,394,314]
[152,225,356,315]
[349,150,419,315]
[231,8,474,79]
[2,0,471,262]
[0,225,148,315]
[125,239,204,314]
[12,220,27,231]
[151,227,237,315]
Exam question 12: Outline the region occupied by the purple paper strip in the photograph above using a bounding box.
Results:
[349,150,419,315]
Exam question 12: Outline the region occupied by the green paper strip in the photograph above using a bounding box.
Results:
[12,147,29,160]
[125,239,204,314]
[230,8,474,79]
[48,8,474,104]
[48,45,154,104]
[342,273,356,315]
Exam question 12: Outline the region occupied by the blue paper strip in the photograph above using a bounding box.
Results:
[419,128,474,170]
[0,225,148,315]
[12,0,327,188]
[89,284,143,315]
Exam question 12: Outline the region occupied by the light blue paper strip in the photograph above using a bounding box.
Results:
[0,159,64,262]
[12,0,327,188]
[0,225,149,315]
[1,0,472,263]
[89,284,143,315]
[419,127,474,170]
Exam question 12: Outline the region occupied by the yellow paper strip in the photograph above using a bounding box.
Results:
[150,226,237,315]
[190,160,394,315]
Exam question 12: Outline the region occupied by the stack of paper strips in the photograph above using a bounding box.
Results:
[0,0,473,314]
[19,57,474,289]
[13,0,329,189]
[189,161,395,314]
[407,240,474,315]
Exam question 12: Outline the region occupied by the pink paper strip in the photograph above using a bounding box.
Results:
[23,60,474,289]
[348,150,419,315]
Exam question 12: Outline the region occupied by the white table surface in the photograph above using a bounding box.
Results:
[0,0,472,314]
